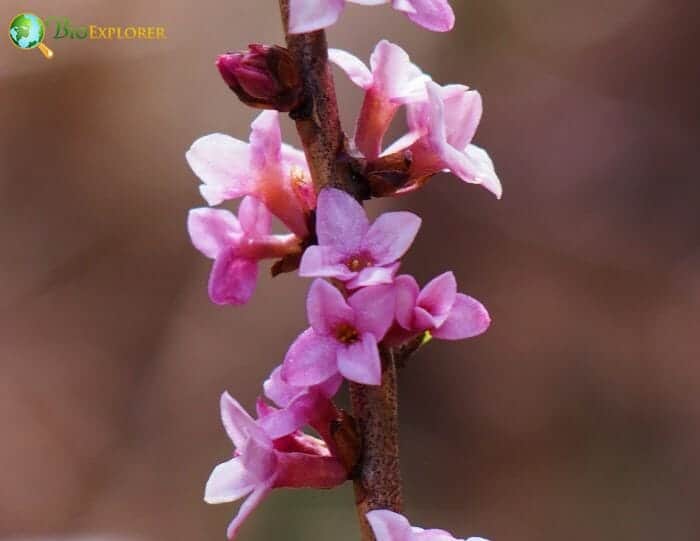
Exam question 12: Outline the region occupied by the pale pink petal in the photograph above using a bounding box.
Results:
[258,392,319,439]
[348,0,389,5]
[187,208,241,259]
[337,333,381,385]
[348,284,396,339]
[382,130,423,156]
[394,274,420,329]
[307,279,356,335]
[464,144,502,199]
[347,262,399,289]
[249,110,282,172]
[328,48,373,89]
[369,40,428,102]
[239,435,277,482]
[392,0,455,32]
[263,366,299,408]
[186,134,252,205]
[417,271,456,327]
[238,196,272,237]
[204,457,256,504]
[282,329,340,386]
[362,211,422,265]
[288,0,345,33]
[220,392,267,448]
[443,90,482,150]
[225,484,273,540]
[316,188,370,254]
[412,305,437,331]
[432,293,491,340]
[208,250,258,305]
[299,246,355,280]
[366,510,415,540]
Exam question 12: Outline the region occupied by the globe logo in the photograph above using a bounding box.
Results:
[8,13,54,59]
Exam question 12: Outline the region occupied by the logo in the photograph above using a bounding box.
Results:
[8,13,168,60]
[8,13,54,59]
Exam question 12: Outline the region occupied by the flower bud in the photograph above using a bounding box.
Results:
[216,44,303,112]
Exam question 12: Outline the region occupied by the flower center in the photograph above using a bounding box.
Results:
[334,322,360,344]
[344,253,373,272]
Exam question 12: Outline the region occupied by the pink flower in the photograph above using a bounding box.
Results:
[188,196,300,305]
[282,279,396,386]
[385,81,502,198]
[205,392,347,539]
[394,271,491,340]
[329,40,430,160]
[367,510,489,541]
[299,188,421,289]
[288,0,455,34]
[259,365,342,439]
[186,110,314,237]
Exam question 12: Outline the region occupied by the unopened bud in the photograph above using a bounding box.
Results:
[216,44,303,112]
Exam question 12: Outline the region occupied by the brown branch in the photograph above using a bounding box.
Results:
[278,0,366,201]
[349,347,403,540]
[278,4,403,539]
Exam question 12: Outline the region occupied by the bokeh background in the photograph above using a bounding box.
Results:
[2,1,699,540]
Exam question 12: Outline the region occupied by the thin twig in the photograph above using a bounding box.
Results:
[277,4,403,539]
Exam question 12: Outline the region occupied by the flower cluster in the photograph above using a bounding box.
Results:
[187,1,498,539]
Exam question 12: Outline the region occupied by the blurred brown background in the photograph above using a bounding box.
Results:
[1,1,699,540]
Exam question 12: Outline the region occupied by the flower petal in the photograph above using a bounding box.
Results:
[394,274,420,330]
[362,211,422,266]
[208,250,258,305]
[186,134,252,206]
[329,48,373,89]
[282,329,340,386]
[392,0,455,32]
[366,509,415,540]
[316,188,369,254]
[337,333,381,385]
[220,392,267,449]
[432,293,491,340]
[369,40,428,102]
[464,144,502,199]
[347,262,399,289]
[249,111,282,172]
[258,391,319,439]
[288,0,346,33]
[204,457,255,504]
[299,246,355,280]
[417,271,456,327]
[238,196,272,237]
[225,484,273,540]
[240,434,277,482]
[349,284,396,339]
[307,279,356,335]
[188,208,241,259]
[263,366,299,408]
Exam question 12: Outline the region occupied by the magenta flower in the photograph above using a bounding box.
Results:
[385,80,502,198]
[367,510,488,541]
[329,40,430,160]
[188,196,300,305]
[282,279,396,386]
[299,188,421,289]
[394,271,491,340]
[205,392,347,539]
[288,0,455,34]
[186,110,314,237]
[259,365,342,439]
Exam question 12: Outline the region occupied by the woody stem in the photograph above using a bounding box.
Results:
[277,3,403,540]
